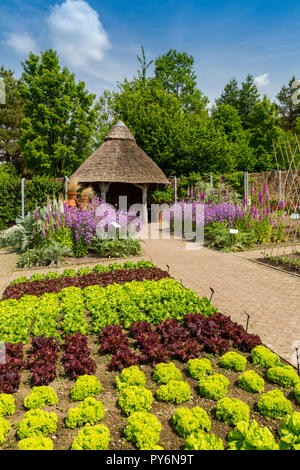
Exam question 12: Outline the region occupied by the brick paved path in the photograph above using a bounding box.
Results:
[0,237,299,365]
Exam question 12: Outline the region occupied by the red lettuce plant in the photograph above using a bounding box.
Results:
[62,333,96,379]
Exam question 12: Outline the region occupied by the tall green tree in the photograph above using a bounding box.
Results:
[247,96,283,170]
[154,49,208,113]
[19,49,96,177]
[0,66,24,171]
[215,78,240,109]
[238,74,260,125]
[276,76,300,131]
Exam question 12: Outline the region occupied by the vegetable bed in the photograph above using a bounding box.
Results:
[0,261,299,451]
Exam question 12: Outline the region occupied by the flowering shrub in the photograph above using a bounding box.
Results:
[266,365,300,388]
[70,375,102,401]
[0,417,11,445]
[172,407,211,437]
[185,430,224,450]
[24,386,58,409]
[115,366,146,391]
[186,358,212,380]
[118,386,153,416]
[198,374,229,401]
[65,397,105,428]
[216,397,250,426]
[237,370,265,393]
[0,394,15,417]
[71,424,110,450]
[227,420,279,450]
[278,412,300,450]
[17,436,54,450]
[124,411,161,449]
[251,345,280,369]
[257,390,292,419]
[155,380,191,404]
[17,409,58,438]
[219,351,247,372]
[152,362,183,384]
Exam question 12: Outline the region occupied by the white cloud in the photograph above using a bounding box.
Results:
[254,73,270,87]
[48,0,110,69]
[4,33,38,55]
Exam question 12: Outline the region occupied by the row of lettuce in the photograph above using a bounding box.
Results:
[1,351,300,450]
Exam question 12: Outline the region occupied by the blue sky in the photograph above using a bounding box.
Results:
[1,0,300,104]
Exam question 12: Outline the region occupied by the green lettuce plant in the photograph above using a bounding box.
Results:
[24,386,58,409]
[65,397,105,428]
[257,389,292,419]
[216,397,250,426]
[152,362,183,384]
[198,374,229,400]
[115,366,146,391]
[227,420,279,450]
[186,358,212,379]
[71,424,110,450]
[185,430,224,450]
[295,383,300,405]
[219,351,247,372]
[278,412,300,450]
[17,436,54,450]
[124,411,161,449]
[266,364,300,388]
[155,380,191,404]
[17,409,58,438]
[118,386,153,416]
[251,345,280,369]
[0,394,15,416]
[70,375,102,401]
[237,370,264,393]
[0,417,11,445]
[172,407,211,437]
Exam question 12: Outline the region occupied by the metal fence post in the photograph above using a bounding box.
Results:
[174,176,177,203]
[64,176,69,201]
[210,174,213,185]
[244,172,249,204]
[21,178,25,219]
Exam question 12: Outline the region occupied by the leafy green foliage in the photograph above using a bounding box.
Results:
[124,411,161,449]
[118,386,153,416]
[219,351,247,372]
[70,375,102,402]
[278,412,300,450]
[31,293,60,338]
[266,365,300,388]
[60,287,89,336]
[228,420,279,450]
[71,424,110,450]
[0,417,11,445]
[186,358,212,380]
[237,370,265,393]
[295,383,300,405]
[216,397,250,426]
[155,380,191,404]
[198,374,229,401]
[0,394,15,417]
[185,430,224,450]
[91,237,142,258]
[17,436,54,450]
[24,386,58,410]
[17,409,58,438]
[20,49,96,176]
[152,362,183,384]
[172,406,211,437]
[257,390,293,419]
[115,366,146,391]
[65,397,105,428]
[251,345,280,369]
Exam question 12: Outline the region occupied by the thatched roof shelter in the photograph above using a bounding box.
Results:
[71,121,169,222]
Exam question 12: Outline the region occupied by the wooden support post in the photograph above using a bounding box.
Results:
[134,183,149,225]
[98,182,111,202]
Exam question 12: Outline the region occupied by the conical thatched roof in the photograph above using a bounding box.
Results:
[71,121,169,184]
